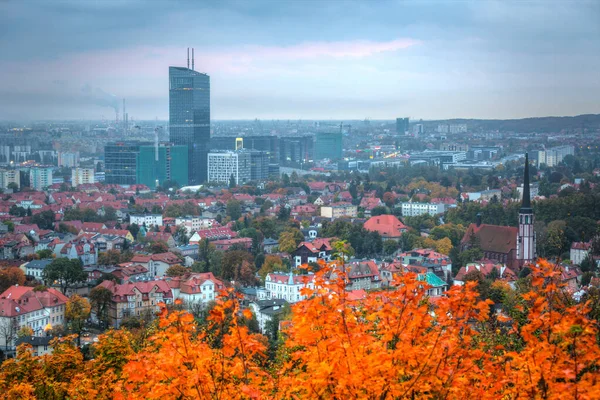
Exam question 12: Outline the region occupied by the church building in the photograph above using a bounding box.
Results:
[461,153,535,271]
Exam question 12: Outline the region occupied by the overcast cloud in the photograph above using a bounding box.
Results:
[0,0,598,121]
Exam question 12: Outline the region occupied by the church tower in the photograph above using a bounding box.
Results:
[517,153,535,268]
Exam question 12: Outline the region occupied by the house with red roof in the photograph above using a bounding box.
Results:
[363,215,407,241]
[329,260,382,291]
[360,197,384,215]
[130,252,182,277]
[454,260,518,286]
[189,227,237,244]
[461,221,518,270]
[144,231,176,248]
[211,237,252,251]
[97,280,173,328]
[291,238,333,267]
[570,241,592,265]
[168,272,226,305]
[0,286,68,345]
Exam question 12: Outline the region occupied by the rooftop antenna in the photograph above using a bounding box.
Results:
[187,48,190,69]
[192,48,195,71]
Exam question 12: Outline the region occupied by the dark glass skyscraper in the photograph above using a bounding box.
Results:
[169,66,210,184]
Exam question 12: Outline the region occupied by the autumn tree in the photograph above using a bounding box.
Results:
[0,267,26,293]
[165,264,189,277]
[66,295,91,346]
[148,240,169,254]
[258,255,286,281]
[278,228,303,254]
[42,258,87,294]
[97,249,122,265]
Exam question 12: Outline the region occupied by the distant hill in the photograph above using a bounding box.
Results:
[425,114,600,133]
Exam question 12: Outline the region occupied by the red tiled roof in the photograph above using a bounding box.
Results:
[364,215,407,238]
[462,224,517,255]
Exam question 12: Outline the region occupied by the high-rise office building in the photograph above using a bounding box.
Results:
[207,151,251,185]
[396,118,409,135]
[169,57,210,185]
[249,151,270,182]
[71,168,95,187]
[104,142,152,185]
[136,144,188,188]
[30,167,53,191]
[279,136,314,164]
[315,132,343,161]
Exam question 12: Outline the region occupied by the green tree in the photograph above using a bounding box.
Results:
[226,199,242,220]
[89,286,113,328]
[383,240,400,256]
[42,258,87,295]
[36,249,53,259]
[31,210,56,230]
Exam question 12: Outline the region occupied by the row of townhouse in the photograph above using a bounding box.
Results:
[95,272,226,328]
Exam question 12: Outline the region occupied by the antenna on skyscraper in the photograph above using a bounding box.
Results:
[187,48,190,69]
[192,48,195,71]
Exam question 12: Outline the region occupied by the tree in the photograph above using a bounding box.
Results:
[148,241,169,254]
[226,199,242,220]
[3,221,14,232]
[31,210,55,230]
[383,240,399,256]
[277,205,291,221]
[165,264,189,277]
[258,255,286,281]
[220,250,254,283]
[0,267,26,293]
[36,249,53,259]
[66,295,91,346]
[128,223,140,239]
[229,173,236,188]
[89,286,113,328]
[0,317,17,352]
[278,229,303,254]
[42,258,87,295]
[97,250,122,265]
[2,260,600,398]
[7,182,19,192]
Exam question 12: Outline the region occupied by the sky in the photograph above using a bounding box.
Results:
[0,0,599,121]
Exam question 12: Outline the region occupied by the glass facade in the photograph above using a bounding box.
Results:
[104,142,151,185]
[315,132,343,160]
[136,144,189,189]
[169,67,210,185]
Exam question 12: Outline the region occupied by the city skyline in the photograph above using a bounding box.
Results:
[0,0,599,121]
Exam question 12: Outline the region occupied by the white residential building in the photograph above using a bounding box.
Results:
[207,151,251,185]
[175,216,216,235]
[320,203,358,219]
[130,214,163,227]
[400,202,446,217]
[169,272,226,306]
[71,168,95,187]
[0,169,20,190]
[30,167,53,191]
[570,242,592,265]
[264,272,315,304]
[536,145,575,167]
[58,152,80,168]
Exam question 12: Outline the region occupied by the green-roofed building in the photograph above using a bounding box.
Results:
[418,272,448,297]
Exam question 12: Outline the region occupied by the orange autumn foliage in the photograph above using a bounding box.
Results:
[0,259,599,399]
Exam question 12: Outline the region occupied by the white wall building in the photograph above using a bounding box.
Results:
[130,214,163,227]
[320,203,358,219]
[71,168,95,187]
[207,151,251,185]
[175,216,215,235]
[58,152,80,168]
[400,202,446,217]
[264,272,315,304]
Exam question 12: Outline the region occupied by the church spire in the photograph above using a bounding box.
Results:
[521,153,532,212]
